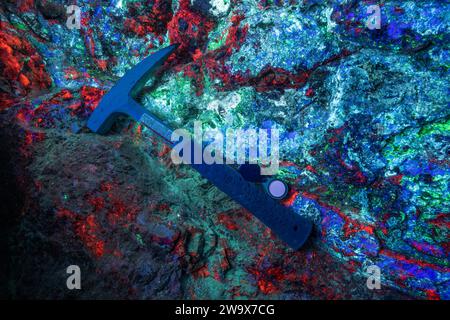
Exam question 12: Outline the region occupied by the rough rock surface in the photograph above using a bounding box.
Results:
[0,0,448,299]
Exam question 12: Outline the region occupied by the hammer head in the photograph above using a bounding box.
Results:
[87,44,178,134]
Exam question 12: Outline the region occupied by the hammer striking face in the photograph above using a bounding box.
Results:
[87,45,312,250]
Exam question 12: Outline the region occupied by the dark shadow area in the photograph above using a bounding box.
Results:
[0,114,25,298]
